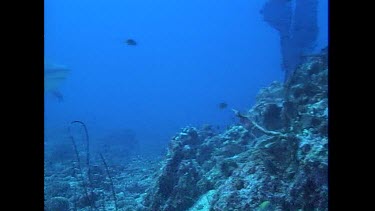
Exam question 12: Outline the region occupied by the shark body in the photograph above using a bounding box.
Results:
[44,61,70,101]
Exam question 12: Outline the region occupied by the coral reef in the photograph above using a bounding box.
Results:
[45,124,157,211]
[44,155,161,211]
[44,48,327,210]
[142,48,328,210]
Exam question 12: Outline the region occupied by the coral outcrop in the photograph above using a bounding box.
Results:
[143,48,328,210]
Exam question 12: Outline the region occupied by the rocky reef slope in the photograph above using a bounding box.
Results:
[44,49,327,211]
[142,49,328,211]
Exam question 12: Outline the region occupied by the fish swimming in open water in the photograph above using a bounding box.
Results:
[218,102,228,109]
[125,39,137,46]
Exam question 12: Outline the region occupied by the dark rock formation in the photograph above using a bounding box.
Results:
[261,0,319,80]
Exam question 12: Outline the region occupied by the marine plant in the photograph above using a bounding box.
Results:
[69,121,96,210]
[99,153,118,211]
[69,121,119,211]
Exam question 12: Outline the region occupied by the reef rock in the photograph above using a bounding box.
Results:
[143,48,328,210]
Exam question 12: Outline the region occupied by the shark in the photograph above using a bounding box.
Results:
[44,60,70,101]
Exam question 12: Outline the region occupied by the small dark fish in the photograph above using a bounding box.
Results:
[125,39,137,46]
[218,102,228,109]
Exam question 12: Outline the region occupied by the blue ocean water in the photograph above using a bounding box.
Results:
[45,0,328,154]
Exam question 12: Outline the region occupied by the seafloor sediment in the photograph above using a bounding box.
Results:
[44,48,328,211]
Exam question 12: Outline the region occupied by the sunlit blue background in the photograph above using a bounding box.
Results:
[45,0,328,154]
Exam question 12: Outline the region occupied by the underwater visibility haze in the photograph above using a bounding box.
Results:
[45,0,328,210]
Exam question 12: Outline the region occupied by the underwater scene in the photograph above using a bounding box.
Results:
[44,0,328,210]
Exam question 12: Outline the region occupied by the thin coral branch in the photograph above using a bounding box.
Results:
[100,153,118,211]
[69,134,94,211]
[69,121,97,210]
[232,109,288,138]
[71,121,90,166]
